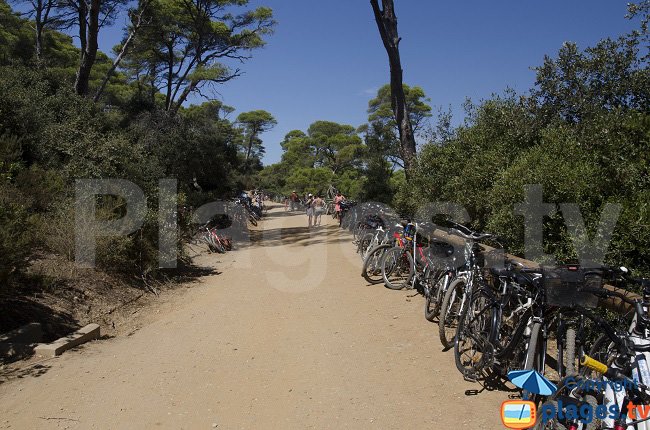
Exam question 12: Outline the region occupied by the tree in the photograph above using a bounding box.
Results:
[59,0,129,95]
[307,121,365,174]
[255,121,367,198]
[280,129,306,149]
[236,109,276,163]
[359,122,394,203]
[12,0,70,62]
[284,167,333,196]
[125,0,275,114]
[402,2,650,273]
[0,0,35,63]
[279,132,315,168]
[367,83,431,168]
[370,0,417,177]
[532,38,649,124]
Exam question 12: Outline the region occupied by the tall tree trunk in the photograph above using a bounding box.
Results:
[34,1,43,62]
[165,41,174,110]
[168,80,197,116]
[76,1,87,76]
[94,2,149,102]
[370,0,417,178]
[245,130,257,161]
[74,0,100,96]
[149,67,157,105]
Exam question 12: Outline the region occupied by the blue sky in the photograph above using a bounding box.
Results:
[77,1,640,164]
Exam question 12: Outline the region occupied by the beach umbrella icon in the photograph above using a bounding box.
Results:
[507,369,557,396]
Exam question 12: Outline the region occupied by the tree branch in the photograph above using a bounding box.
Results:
[93,0,151,102]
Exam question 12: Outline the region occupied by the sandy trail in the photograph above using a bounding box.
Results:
[0,205,506,429]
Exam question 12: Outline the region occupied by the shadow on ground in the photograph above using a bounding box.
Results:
[0,297,77,351]
[171,264,221,283]
[247,224,352,248]
[0,362,52,386]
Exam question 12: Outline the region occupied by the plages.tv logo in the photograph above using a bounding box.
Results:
[501,400,536,429]
[501,369,555,429]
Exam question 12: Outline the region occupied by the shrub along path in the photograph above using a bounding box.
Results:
[0,205,505,429]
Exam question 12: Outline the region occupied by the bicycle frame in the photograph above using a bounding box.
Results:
[602,312,650,429]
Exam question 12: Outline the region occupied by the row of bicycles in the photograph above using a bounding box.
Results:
[195,194,266,253]
[339,203,650,429]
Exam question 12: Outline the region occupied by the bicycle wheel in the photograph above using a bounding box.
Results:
[454,287,491,377]
[424,268,446,322]
[533,381,602,429]
[563,327,577,377]
[496,308,533,371]
[361,244,392,285]
[521,320,547,401]
[439,277,466,350]
[381,247,414,290]
[524,321,544,371]
[352,223,364,243]
[212,235,226,253]
[201,232,217,252]
[493,287,532,361]
[357,232,374,258]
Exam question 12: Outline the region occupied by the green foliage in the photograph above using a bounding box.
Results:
[284,167,334,196]
[236,109,276,170]
[367,84,432,168]
[0,1,34,64]
[405,14,650,274]
[368,84,432,134]
[0,133,44,289]
[0,0,275,293]
[358,123,395,204]
[307,121,365,174]
[122,0,276,111]
[255,121,367,198]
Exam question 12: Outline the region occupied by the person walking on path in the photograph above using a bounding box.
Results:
[334,192,346,226]
[290,191,299,211]
[305,193,315,228]
[312,195,325,226]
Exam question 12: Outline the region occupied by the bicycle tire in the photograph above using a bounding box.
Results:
[361,244,392,285]
[564,327,577,377]
[454,287,491,376]
[352,223,363,242]
[357,232,374,258]
[524,321,543,371]
[496,308,533,366]
[522,321,546,401]
[533,382,602,429]
[202,233,217,252]
[424,268,446,322]
[381,247,414,290]
[439,277,466,350]
[212,235,226,253]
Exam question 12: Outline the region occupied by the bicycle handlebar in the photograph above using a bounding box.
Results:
[441,220,493,241]
[582,355,650,403]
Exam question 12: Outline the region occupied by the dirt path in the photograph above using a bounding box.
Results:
[0,205,507,429]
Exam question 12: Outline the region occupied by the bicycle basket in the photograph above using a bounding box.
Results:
[542,265,603,309]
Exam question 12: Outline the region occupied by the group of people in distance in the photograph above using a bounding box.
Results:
[284,190,346,228]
